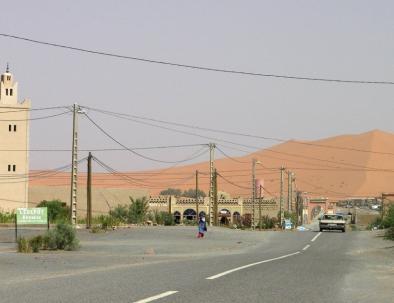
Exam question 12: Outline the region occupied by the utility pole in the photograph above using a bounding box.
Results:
[252,159,257,230]
[213,168,218,226]
[287,170,292,212]
[259,184,263,231]
[70,103,80,225]
[280,166,285,229]
[195,170,199,219]
[208,143,216,226]
[292,173,296,213]
[86,152,92,229]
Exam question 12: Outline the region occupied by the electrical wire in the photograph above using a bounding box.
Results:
[1,33,393,85]
[85,106,394,156]
[84,112,209,164]
[0,106,70,114]
[0,110,71,121]
[86,109,394,172]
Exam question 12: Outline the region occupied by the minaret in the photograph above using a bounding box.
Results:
[0,64,19,105]
[0,65,31,210]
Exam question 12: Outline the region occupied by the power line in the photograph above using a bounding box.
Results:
[84,112,209,164]
[0,106,70,114]
[217,172,251,190]
[85,106,394,156]
[0,143,208,153]
[85,108,394,172]
[0,110,70,121]
[1,33,393,85]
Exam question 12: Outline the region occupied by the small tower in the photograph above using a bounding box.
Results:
[0,64,31,210]
[0,64,19,105]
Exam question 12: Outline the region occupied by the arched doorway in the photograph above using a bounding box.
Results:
[219,209,231,225]
[183,209,197,221]
[174,211,181,224]
[233,211,241,224]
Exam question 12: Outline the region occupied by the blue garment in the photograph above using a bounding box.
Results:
[198,220,207,233]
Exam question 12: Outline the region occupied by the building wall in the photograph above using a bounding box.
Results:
[29,185,149,216]
[0,69,30,211]
[149,196,279,223]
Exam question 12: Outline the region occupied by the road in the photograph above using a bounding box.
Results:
[0,226,393,303]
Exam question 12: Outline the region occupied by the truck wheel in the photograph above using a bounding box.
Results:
[319,228,323,232]
[342,228,346,233]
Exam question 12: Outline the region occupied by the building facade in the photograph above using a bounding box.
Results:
[0,66,31,211]
[149,196,279,225]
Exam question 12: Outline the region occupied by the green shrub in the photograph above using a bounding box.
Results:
[0,210,15,223]
[258,215,276,229]
[43,229,58,250]
[37,200,69,223]
[151,211,174,226]
[55,223,79,251]
[162,212,175,226]
[367,217,383,230]
[382,205,394,228]
[384,227,394,240]
[109,205,128,223]
[29,235,43,253]
[17,236,31,253]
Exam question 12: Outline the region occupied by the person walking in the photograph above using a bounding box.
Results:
[197,216,207,238]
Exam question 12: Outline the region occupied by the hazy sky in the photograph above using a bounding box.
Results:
[1,0,393,171]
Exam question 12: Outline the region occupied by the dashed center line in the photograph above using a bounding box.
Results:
[133,291,178,303]
[302,244,311,251]
[311,232,322,242]
[206,251,300,280]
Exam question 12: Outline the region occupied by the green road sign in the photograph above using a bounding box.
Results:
[16,207,48,225]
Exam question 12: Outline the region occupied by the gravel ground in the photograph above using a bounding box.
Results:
[342,230,394,302]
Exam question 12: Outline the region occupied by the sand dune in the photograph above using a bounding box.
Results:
[30,130,394,200]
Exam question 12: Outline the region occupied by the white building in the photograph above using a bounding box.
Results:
[0,65,31,211]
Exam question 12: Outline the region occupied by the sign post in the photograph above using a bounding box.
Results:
[15,207,48,242]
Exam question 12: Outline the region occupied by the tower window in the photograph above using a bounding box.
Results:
[7,76,11,81]
[5,88,8,96]
[10,89,13,96]
[8,165,11,172]
[13,165,16,172]
[8,125,17,132]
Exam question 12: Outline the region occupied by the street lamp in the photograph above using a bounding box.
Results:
[252,159,261,230]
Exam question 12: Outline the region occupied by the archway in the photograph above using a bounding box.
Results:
[233,211,241,224]
[219,209,231,225]
[183,209,197,221]
[173,211,181,224]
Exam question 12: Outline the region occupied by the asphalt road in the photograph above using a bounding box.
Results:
[0,226,392,303]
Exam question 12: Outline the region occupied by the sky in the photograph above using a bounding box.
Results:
[0,0,393,172]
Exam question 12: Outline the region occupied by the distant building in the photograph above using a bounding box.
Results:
[0,65,31,211]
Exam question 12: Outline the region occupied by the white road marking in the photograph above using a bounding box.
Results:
[206,251,300,280]
[302,244,311,251]
[311,232,322,242]
[133,291,178,303]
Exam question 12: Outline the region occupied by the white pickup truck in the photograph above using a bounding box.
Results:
[319,214,346,232]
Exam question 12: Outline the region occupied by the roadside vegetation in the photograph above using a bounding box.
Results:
[368,205,394,240]
[17,222,79,253]
[159,188,206,198]
[0,210,15,223]
[108,197,175,227]
[37,199,70,223]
